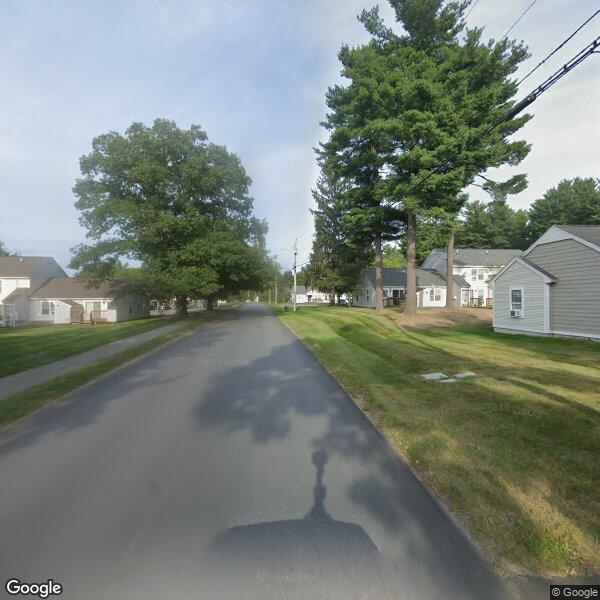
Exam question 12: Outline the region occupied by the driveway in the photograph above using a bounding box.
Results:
[0,304,513,599]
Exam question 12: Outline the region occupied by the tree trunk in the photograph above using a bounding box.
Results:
[206,295,215,311]
[446,229,455,309]
[176,296,188,317]
[329,289,335,306]
[374,232,385,312]
[405,211,417,316]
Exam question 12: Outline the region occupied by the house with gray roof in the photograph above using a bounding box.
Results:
[421,247,522,307]
[353,268,470,308]
[491,225,600,340]
[0,256,66,324]
[29,277,149,324]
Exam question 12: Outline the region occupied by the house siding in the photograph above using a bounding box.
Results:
[527,239,600,336]
[493,261,547,333]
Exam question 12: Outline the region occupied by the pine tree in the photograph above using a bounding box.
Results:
[306,170,370,302]
[527,178,600,242]
[322,0,531,315]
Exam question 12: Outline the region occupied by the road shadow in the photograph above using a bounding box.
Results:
[193,331,512,599]
[203,450,395,599]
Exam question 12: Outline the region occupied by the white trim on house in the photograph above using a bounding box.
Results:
[524,225,600,256]
[509,285,524,318]
[495,326,600,341]
[491,256,557,285]
[543,284,550,333]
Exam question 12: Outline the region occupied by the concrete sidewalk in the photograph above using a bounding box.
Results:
[0,321,187,401]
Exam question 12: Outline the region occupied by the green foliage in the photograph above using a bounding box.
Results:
[70,119,272,305]
[306,170,371,295]
[320,0,532,311]
[382,243,406,268]
[0,240,9,256]
[456,199,529,249]
[527,177,600,242]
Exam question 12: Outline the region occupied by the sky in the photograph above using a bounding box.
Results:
[1,0,598,272]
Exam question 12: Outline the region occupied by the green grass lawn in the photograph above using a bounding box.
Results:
[279,305,600,576]
[0,316,180,378]
[0,312,217,426]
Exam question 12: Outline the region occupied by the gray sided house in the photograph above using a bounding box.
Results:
[492,225,600,340]
[422,248,522,307]
[29,278,149,324]
[353,268,469,308]
[0,256,66,323]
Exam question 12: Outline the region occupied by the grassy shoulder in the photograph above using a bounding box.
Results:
[0,312,217,427]
[278,305,600,576]
[0,315,184,378]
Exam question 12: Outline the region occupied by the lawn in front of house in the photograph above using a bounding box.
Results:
[279,305,600,576]
[0,316,180,378]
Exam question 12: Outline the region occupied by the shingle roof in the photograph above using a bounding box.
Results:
[363,268,469,289]
[0,256,54,277]
[556,225,600,248]
[430,248,522,267]
[30,277,129,299]
[2,287,30,302]
[519,257,558,281]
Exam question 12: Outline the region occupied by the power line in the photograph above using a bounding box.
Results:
[517,8,600,86]
[500,0,539,41]
[392,36,599,205]
[464,0,481,19]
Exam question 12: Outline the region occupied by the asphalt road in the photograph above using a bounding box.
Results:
[0,304,513,599]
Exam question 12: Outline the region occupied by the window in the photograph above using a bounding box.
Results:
[429,289,434,301]
[435,288,442,302]
[366,289,370,302]
[471,268,477,279]
[510,287,524,317]
[129,299,132,314]
[41,301,54,315]
[478,269,485,280]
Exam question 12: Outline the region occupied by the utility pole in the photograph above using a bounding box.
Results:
[275,276,278,305]
[268,289,271,304]
[293,238,298,312]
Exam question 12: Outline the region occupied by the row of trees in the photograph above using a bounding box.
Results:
[70,119,276,314]
[309,0,532,314]
[457,177,600,249]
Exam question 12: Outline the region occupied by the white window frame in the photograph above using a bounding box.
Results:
[41,301,54,316]
[429,288,434,301]
[510,286,524,317]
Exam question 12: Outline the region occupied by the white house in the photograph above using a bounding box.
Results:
[294,286,332,304]
[353,268,470,308]
[0,256,66,323]
[421,248,522,307]
[29,277,149,324]
[491,225,600,340]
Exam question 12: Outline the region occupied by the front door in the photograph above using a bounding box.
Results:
[461,289,469,307]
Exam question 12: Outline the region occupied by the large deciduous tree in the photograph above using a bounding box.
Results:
[70,119,270,314]
[0,241,9,256]
[323,0,531,315]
